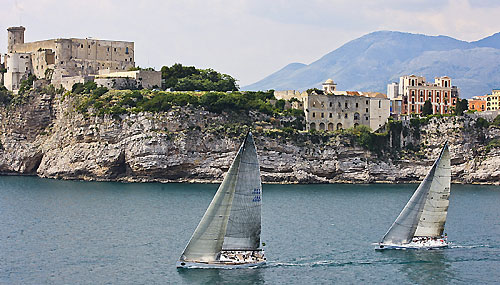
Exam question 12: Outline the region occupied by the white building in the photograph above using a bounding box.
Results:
[275,79,391,131]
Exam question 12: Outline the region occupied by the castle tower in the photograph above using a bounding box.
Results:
[7,26,26,52]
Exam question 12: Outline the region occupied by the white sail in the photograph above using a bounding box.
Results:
[381,143,450,245]
[222,133,262,250]
[179,133,261,262]
[414,145,451,237]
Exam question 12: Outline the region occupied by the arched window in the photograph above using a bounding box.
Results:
[336,123,343,130]
[354,112,360,120]
[319,123,325,130]
[328,123,334,131]
[310,123,316,130]
[344,113,348,119]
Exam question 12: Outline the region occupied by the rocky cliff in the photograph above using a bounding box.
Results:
[1,91,499,184]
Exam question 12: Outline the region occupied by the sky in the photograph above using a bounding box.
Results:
[1,0,500,87]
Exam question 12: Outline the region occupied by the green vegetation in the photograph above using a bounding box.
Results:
[71,87,283,117]
[475,117,490,128]
[492,114,500,127]
[161,63,238,92]
[0,85,12,105]
[18,74,36,96]
[422,100,433,116]
[486,138,500,152]
[454,98,469,116]
[306,88,324,95]
[128,66,155,71]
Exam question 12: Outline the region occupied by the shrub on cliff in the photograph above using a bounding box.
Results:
[492,115,500,127]
[475,117,490,128]
[0,85,12,105]
[18,74,36,96]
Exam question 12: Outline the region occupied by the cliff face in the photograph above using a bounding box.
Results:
[1,91,499,184]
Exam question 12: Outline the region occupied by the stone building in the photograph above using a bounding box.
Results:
[275,79,390,131]
[4,26,135,91]
[95,70,162,90]
[388,75,459,115]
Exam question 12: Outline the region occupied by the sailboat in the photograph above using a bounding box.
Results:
[177,132,266,268]
[377,142,451,250]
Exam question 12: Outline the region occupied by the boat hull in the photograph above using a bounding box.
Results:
[375,242,448,250]
[176,260,266,269]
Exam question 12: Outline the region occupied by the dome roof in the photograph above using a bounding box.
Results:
[324,78,335,84]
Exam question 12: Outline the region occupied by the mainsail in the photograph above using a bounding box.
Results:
[381,143,451,245]
[179,133,262,262]
[222,133,262,250]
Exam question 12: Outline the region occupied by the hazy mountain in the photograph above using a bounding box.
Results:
[243,31,500,98]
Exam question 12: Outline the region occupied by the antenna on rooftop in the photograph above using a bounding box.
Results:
[15,0,24,26]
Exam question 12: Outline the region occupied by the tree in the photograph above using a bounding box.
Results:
[160,63,238,91]
[455,99,469,116]
[422,99,433,116]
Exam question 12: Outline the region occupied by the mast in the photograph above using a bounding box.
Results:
[381,143,450,245]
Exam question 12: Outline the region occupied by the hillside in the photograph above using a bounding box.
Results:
[1,89,499,184]
[244,31,500,98]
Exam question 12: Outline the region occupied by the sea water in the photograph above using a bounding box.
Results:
[0,176,499,284]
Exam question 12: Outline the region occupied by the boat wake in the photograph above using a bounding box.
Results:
[448,244,492,249]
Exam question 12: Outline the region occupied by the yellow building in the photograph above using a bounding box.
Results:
[485,90,500,111]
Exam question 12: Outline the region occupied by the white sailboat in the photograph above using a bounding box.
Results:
[377,142,452,250]
[177,132,266,268]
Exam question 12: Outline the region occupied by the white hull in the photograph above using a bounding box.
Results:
[376,241,449,250]
[176,260,266,269]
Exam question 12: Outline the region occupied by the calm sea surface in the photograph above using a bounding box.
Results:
[0,176,499,284]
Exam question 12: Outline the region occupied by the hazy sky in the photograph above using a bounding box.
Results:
[1,0,500,86]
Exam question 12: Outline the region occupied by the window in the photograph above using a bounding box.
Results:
[366,100,369,104]
[329,102,332,107]
[313,102,316,107]
[126,47,129,54]
[88,45,91,49]
[329,113,332,118]
[81,44,83,48]
[366,108,368,112]
[355,103,359,108]
[344,113,348,118]
[338,102,341,108]
[312,112,316,118]
[114,48,117,52]
[411,105,415,111]
[378,101,381,108]
[107,47,110,52]
[345,102,348,108]
[338,113,341,119]
[321,113,324,118]
[354,113,360,120]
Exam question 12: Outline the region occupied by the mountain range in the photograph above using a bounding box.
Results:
[243,31,500,98]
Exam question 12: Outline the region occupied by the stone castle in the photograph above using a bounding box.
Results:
[1,26,160,91]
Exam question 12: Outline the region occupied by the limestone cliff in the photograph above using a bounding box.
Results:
[1,91,499,184]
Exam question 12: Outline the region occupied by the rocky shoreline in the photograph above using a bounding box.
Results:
[1,91,499,185]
